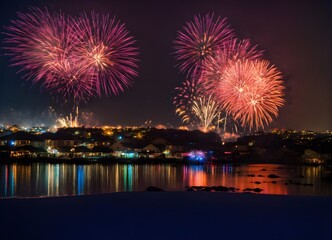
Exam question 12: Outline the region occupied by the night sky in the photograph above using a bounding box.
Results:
[0,0,331,130]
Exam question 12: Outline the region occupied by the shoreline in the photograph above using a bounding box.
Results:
[0,156,319,165]
[0,192,331,239]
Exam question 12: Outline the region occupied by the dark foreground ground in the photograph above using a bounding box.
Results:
[0,192,331,240]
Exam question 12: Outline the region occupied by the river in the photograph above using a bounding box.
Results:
[0,163,331,197]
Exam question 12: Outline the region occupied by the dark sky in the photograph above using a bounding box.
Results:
[0,0,331,131]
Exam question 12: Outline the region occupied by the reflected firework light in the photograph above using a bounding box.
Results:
[174,13,234,79]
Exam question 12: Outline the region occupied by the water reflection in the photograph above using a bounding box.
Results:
[0,163,331,198]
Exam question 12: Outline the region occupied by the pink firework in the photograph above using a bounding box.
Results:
[215,59,285,131]
[222,38,263,62]
[202,38,263,94]
[3,8,77,84]
[43,57,95,102]
[3,8,139,102]
[174,13,234,79]
[75,12,139,96]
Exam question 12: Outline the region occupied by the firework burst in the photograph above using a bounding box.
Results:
[43,57,95,102]
[202,38,263,93]
[191,95,221,132]
[3,8,139,103]
[3,8,76,83]
[173,13,284,132]
[222,38,263,62]
[75,12,139,96]
[173,79,201,123]
[174,13,234,78]
[215,59,285,131]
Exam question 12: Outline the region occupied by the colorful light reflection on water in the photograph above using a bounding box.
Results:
[0,163,331,198]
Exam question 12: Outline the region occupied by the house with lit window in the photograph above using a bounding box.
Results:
[301,149,324,164]
[0,131,47,158]
[139,144,162,158]
[45,134,82,148]
[0,131,45,148]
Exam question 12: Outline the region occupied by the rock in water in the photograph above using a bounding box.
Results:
[268,174,280,178]
[146,186,164,192]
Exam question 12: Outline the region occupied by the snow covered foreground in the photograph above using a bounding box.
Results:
[0,192,331,240]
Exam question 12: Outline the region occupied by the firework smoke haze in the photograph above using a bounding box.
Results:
[174,13,234,79]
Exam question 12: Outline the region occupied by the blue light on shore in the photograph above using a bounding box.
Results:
[188,150,206,162]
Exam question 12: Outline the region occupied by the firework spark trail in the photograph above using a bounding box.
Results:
[216,59,284,131]
[173,80,201,123]
[76,12,139,96]
[216,112,240,134]
[223,38,263,62]
[42,54,96,102]
[174,13,234,79]
[191,96,221,132]
[55,106,80,128]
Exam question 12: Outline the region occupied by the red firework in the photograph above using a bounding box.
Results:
[202,38,264,94]
[214,59,285,130]
[174,13,234,79]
